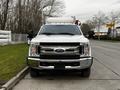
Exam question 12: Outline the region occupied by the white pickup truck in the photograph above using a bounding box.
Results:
[27,17,93,77]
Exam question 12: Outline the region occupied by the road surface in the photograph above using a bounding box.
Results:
[13,40,120,90]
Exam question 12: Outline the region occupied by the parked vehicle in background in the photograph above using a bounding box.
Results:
[27,17,93,78]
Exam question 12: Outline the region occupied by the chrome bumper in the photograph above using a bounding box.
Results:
[27,57,93,70]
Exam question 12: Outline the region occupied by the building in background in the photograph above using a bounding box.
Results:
[93,23,120,38]
[115,23,120,37]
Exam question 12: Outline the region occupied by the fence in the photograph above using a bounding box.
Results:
[12,34,28,43]
[0,30,28,45]
[0,30,11,43]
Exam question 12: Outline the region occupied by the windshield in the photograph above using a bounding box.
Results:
[39,25,82,35]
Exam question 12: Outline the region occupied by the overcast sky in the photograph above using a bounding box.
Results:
[64,0,120,22]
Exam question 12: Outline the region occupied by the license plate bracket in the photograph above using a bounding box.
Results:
[54,64,65,70]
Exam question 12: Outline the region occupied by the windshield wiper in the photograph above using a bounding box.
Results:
[40,33,54,35]
[57,33,75,35]
[40,33,75,35]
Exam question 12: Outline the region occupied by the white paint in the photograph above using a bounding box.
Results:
[31,35,89,43]
[46,17,75,24]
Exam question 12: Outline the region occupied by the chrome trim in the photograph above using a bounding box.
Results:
[38,66,82,69]
[28,57,93,70]
[39,66,54,69]
[41,46,79,49]
[28,57,92,62]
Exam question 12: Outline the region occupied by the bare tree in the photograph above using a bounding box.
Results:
[87,11,108,40]
[47,0,64,16]
[107,12,120,24]
[0,0,10,30]
[86,20,96,30]
[0,0,64,33]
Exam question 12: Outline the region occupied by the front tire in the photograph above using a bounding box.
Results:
[30,68,39,77]
[81,68,91,78]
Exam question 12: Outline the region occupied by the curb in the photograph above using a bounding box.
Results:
[0,67,29,90]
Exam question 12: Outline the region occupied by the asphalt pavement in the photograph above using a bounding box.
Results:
[13,40,120,90]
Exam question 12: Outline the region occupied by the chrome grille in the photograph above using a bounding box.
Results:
[39,43,82,59]
[40,46,79,55]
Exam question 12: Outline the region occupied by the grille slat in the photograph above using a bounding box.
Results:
[40,43,80,46]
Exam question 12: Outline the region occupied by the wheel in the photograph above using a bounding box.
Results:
[30,68,39,77]
[81,68,91,78]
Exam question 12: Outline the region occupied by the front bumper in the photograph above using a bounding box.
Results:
[27,57,93,70]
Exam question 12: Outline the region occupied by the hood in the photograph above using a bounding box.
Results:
[31,35,89,43]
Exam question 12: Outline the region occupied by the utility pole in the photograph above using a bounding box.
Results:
[98,18,101,40]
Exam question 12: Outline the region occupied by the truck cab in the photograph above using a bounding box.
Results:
[27,17,93,77]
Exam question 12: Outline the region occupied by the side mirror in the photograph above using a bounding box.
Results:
[27,33,34,39]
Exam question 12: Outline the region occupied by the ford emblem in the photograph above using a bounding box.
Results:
[55,49,64,53]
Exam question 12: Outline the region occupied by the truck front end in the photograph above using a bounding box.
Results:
[27,18,93,77]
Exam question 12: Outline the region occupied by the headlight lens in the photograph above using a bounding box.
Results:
[31,45,37,54]
[80,43,90,56]
[84,43,90,56]
[30,44,39,57]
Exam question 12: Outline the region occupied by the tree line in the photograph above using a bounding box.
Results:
[0,0,64,34]
[86,11,120,30]
[81,11,120,35]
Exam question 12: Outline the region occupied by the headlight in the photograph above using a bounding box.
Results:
[29,44,39,57]
[84,43,90,56]
[80,43,90,56]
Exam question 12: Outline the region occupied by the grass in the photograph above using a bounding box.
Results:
[0,44,28,84]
